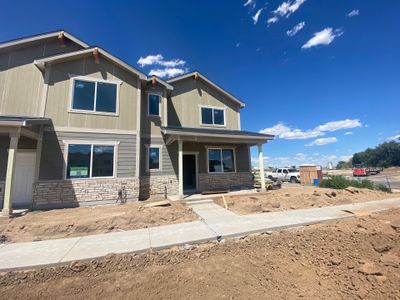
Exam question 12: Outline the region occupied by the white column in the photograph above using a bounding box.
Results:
[2,132,20,216]
[34,127,44,181]
[178,139,183,198]
[258,143,266,191]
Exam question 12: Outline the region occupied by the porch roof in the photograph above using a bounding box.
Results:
[161,126,274,145]
[0,115,51,127]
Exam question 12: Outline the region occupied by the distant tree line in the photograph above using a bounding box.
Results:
[336,141,400,169]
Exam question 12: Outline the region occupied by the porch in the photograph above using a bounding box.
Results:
[161,126,274,199]
[0,116,50,216]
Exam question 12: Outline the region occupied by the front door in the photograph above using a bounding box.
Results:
[183,154,197,192]
[12,151,36,208]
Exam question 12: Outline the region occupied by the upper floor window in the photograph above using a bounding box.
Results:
[201,107,225,126]
[148,94,161,116]
[72,78,118,114]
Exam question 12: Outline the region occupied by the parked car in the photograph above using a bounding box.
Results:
[265,168,300,183]
[352,164,383,176]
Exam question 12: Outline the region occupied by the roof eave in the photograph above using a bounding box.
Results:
[167,72,246,108]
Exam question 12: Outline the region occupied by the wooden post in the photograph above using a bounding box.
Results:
[178,139,183,199]
[2,131,20,216]
[258,143,266,191]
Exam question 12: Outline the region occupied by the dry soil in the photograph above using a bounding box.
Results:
[0,201,197,243]
[0,208,399,299]
[214,185,400,215]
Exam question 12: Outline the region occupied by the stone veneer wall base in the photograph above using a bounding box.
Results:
[139,175,178,200]
[198,172,253,192]
[32,177,139,210]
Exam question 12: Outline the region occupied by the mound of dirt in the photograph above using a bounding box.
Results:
[215,185,400,215]
[1,209,399,299]
[0,201,197,243]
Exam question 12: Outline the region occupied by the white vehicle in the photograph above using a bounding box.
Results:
[265,168,300,183]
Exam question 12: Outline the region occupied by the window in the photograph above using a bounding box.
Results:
[148,94,160,116]
[72,78,117,113]
[208,148,235,173]
[66,143,115,179]
[201,107,225,126]
[148,146,161,170]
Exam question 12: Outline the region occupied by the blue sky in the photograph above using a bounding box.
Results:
[1,0,399,167]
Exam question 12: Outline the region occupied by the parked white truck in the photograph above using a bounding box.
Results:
[265,168,300,183]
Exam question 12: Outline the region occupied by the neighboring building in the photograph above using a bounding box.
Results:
[0,30,273,214]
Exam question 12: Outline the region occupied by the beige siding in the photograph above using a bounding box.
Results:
[0,38,83,116]
[168,78,241,130]
[45,55,139,131]
[140,84,166,137]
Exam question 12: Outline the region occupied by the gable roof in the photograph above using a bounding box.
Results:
[34,47,147,80]
[0,30,89,50]
[167,71,245,108]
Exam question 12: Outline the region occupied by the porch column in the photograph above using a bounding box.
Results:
[178,139,183,198]
[2,131,20,216]
[258,143,266,191]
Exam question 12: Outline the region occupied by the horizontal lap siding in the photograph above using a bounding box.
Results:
[141,137,177,176]
[40,131,136,180]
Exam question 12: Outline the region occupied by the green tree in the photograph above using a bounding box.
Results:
[351,141,400,167]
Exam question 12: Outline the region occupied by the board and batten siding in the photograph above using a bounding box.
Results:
[168,78,241,130]
[39,131,136,180]
[0,38,83,117]
[45,55,139,131]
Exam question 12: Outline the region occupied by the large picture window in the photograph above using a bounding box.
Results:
[148,94,160,116]
[72,78,117,113]
[201,107,225,126]
[208,148,235,173]
[66,143,115,179]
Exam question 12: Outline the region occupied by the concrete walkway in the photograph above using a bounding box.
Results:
[0,198,399,272]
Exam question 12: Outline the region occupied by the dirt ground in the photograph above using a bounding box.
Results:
[214,185,400,215]
[1,208,399,299]
[0,201,197,243]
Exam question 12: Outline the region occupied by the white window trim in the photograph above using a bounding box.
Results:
[199,105,226,127]
[147,92,162,118]
[63,140,119,180]
[206,146,236,174]
[145,144,163,172]
[68,75,121,117]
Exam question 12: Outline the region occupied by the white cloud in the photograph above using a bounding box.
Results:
[260,119,362,140]
[149,68,186,78]
[252,152,348,168]
[260,122,323,139]
[268,0,306,24]
[339,155,352,161]
[287,21,305,36]
[137,54,163,67]
[267,16,279,24]
[137,54,185,68]
[387,134,400,141]
[252,8,264,24]
[302,28,343,49]
[306,137,338,146]
[347,9,359,17]
[244,0,255,8]
[344,132,353,135]
[315,119,362,132]
[138,54,188,78]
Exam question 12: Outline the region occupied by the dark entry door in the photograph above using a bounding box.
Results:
[183,154,196,191]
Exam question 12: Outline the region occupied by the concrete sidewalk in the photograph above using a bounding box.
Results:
[0,198,399,272]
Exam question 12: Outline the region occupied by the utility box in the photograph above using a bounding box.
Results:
[299,164,323,185]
